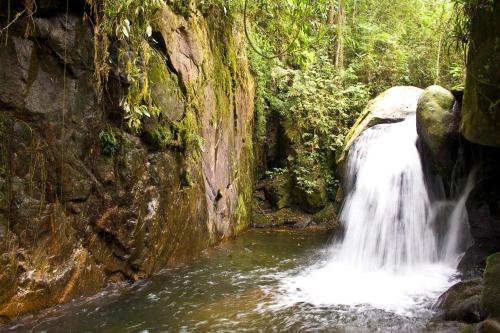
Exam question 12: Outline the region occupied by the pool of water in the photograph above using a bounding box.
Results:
[2,230,464,333]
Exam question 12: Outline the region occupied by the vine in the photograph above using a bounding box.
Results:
[88,0,165,132]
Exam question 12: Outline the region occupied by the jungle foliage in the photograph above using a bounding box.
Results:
[231,0,465,202]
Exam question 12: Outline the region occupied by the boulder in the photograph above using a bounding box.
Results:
[460,1,500,147]
[475,320,500,333]
[481,252,500,318]
[416,85,459,177]
[437,278,484,323]
[263,174,292,211]
[337,86,423,164]
[296,178,328,214]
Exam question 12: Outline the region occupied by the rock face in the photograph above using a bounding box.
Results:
[337,86,423,165]
[0,4,254,320]
[460,1,500,147]
[416,85,459,177]
[459,168,500,275]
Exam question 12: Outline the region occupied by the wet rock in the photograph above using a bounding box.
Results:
[482,320,500,333]
[459,173,500,275]
[93,155,116,185]
[481,252,500,318]
[337,86,423,164]
[437,278,484,323]
[416,85,459,177]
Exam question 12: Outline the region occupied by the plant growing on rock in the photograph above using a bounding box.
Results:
[98,129,119,156]
[89,0,164,132]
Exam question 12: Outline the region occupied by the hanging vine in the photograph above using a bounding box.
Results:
[87,0,165,133]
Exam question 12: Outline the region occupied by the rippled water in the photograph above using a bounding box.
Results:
[2,230,463,333]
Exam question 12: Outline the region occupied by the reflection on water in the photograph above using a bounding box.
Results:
[2,230,464,333]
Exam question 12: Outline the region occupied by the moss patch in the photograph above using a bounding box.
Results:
[481,252,500,318]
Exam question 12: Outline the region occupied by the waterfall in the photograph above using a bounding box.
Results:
[339,115,437,269]
[280,115,472,314]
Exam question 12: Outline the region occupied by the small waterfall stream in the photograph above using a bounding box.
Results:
[280,115,472,315]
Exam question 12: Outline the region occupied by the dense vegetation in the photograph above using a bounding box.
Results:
[2,0,467,207]
[238,0,464,205]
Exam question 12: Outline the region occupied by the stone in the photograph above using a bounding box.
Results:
[337,86,423,164]
[148,53,185,122]
[459,173,500,276]
[481,252,500,318]
[158,7,204,85]
[296,177,328,214]
[460,1,500,147]
[0,37,34,109]
[263,175,292,210]
[476,320,500,333]
[61,164,92,202]
[416,85,459,177]
[437,278,484,323]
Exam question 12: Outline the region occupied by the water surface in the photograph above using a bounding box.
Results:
[3,230,463,333]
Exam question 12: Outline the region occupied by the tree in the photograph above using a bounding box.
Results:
[334,0,345,69]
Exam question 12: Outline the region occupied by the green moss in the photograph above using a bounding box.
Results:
[460,0,500,147]
[148,52,185,122]
[151,124,173,149]
[168,0,191,18]
[175,110,204,156]
[181,168,194,188]
[312,202,338,227]
[459,325,475,333]
[233,194,248,234]
[481,252,500,318]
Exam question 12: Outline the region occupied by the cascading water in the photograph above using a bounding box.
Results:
[279,115,471,315]
[338,115,437,269]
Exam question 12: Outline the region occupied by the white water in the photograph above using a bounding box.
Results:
[279,116,471,315]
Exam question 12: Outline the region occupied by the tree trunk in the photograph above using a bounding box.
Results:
[335,0,345,70]
[328,0,335,25]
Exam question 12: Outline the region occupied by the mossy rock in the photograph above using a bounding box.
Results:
[311,202,338,229]
[252,210,274,228]
[460,1,500,147]
[481,252,500,318]
[264,175,292,210]
[294,171,328,214]
[148,52,185,122]
[337,86,423,165]
[461,325,476,333]
[437,278,484,323]
[416,85,459,177]
[475,320,500,333]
